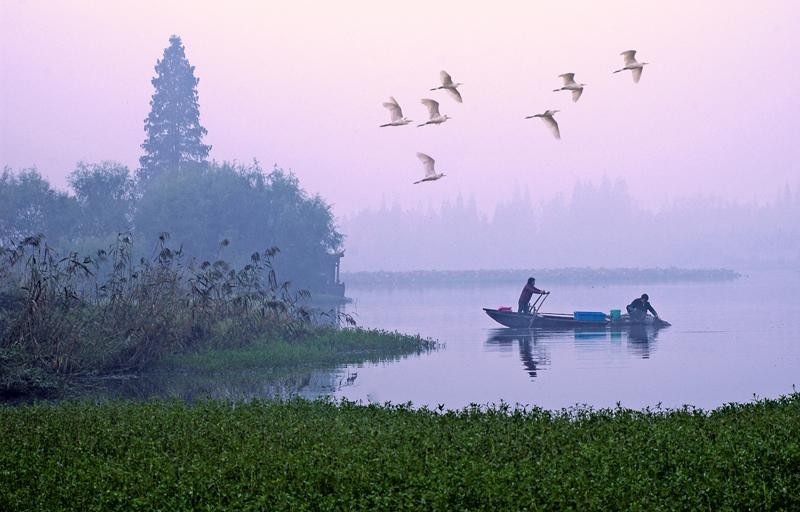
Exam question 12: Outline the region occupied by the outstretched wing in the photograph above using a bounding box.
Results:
[382,97,403,121]
[416,152,436,177]
[571,88,583,102]
[541,116,560,140]
[559,73,576,85]
[445,87,462,103]
[420,98,440,117]
[631,67,643,83]
[621,50,637,65]
[440,70,453,86]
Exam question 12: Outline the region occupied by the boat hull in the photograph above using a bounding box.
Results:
[483,308,609,329]
[609,314,671,328]
[483,309,671,329]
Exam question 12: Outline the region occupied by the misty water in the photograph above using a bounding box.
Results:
[333,269,800,410]
[93,269,799,410]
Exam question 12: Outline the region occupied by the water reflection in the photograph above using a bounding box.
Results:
[486,324,666,380]
[82,368,348,402]
[619,325,662,359]
[485,329,551,378]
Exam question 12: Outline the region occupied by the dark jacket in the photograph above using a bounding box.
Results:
[519,283,545,304]
[627,298,657,316]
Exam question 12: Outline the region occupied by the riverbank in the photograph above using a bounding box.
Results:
[1,236,432,400]
[2,393,798,510]
[343,267,741,288]
[2,327,437,401]
[161,328,436,372]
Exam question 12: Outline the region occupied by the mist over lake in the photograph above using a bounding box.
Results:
[2,2,799,509]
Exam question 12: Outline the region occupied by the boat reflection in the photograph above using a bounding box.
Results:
[485,329,551,378]
[616,325,662,359]
[486,324,667,379]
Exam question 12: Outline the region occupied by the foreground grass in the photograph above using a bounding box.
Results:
[1,395,798,511]
[163,328,437,372]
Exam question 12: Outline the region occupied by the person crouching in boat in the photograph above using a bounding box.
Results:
[518,277,549,314]
[626,294,659,321]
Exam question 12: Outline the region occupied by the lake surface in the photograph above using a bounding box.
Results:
[333,269,800,410]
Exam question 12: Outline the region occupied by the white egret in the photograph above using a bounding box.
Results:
[613,50,649,83]
[417,99,451,127]
[525,110,561,140]
[379,97,413,127]
[553,73,586,102]
[430,70,463,103]
[414,153,446,184]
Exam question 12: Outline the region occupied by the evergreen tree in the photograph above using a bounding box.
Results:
[139,35,210,183]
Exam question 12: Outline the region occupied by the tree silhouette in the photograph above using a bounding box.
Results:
[139,35,210,183]
[68,161,134,237]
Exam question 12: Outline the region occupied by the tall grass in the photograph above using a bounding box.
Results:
[0,233,338,396]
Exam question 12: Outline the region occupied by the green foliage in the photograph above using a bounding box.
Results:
[163,328,437,372]
[1,394,798,511]
[68,161,134,237]
[0,347,64,399]
[134,162,343,290]
[139,35,210,183]
[0,167,79,242]
[0,234,318,396]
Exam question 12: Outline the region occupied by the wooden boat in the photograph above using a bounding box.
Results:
[609,314,671,328]
[483,308,609,329]
[483,309,671,329]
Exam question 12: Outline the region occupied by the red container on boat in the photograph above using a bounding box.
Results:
[498,306,512,312]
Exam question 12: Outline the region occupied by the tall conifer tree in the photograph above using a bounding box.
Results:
[139,35,210,182]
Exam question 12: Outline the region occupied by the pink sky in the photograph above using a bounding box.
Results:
[1,1,799,216]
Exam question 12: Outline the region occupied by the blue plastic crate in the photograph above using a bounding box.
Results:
[573,311,607,322]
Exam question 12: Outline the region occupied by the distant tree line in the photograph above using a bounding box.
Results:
[343,267,741,288]
[0,35,342,292]
[342,180,800,271]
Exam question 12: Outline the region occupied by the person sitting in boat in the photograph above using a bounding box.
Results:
[518,277,549,314]
[626,294,658,321]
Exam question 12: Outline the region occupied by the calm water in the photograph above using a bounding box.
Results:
[334,269,800,410]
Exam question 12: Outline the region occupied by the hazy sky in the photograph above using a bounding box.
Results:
[2,1,799,215]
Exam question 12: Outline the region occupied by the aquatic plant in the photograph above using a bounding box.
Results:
[0,393,797,510]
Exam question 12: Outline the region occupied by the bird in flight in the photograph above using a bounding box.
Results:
[418,99,451,127]
[525,110,561,139]
[613,50,649,83]
[553,73,586,102]
[414,153,447,184]
[380,97,413,127]
[430,70,463,103]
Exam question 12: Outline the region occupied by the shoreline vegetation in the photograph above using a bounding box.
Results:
[343,267,741,288]
[1,393,798,510]
[161,328,436,373]
[0,235,435,400]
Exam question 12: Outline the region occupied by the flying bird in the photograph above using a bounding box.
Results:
[525,110,561,140]
[417,99,451,127]
[380,97,413,127]
[613,50,649,83]
[414,152,447,184]
[553,73,586,102]
[431,70,463,103]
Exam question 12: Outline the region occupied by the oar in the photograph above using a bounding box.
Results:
[535,292,551,314]
[530,293,544,313]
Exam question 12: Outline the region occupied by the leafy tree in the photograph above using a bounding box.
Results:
[0,167,79,242]
[139,35,210,183]
[134,162,343,290]
[68,161,134,237]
